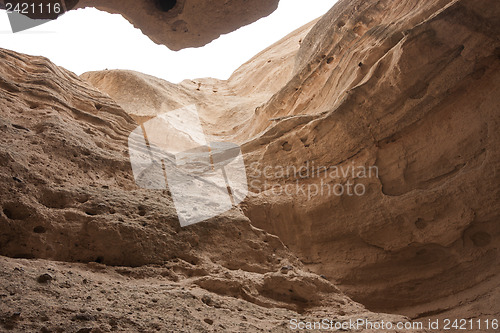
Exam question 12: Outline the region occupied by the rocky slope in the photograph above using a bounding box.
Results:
[81,0,500,324]
[0,0,499,331]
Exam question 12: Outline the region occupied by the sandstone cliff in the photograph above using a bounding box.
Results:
[0,47,413,332]
[0,0,499,331]
[82,0,500,323]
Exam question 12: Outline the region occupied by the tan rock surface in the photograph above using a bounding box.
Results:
[0,47,419,332]
[82,0,500,323]
[239,0,500,317]
[2,256,419,332]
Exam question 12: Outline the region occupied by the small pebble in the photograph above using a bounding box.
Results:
[201,295,212,306]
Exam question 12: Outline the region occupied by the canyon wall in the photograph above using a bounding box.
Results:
[82,0,500,319]
[0,0,498,330]
[0,47,415,331]
[240,0,500,316]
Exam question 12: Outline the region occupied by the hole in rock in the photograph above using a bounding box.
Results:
[470,231,491,247]
[415,218,427,229]
[33,226,47,234]
[39,189,71,209]
[157,0,177,12]
[3,208,13,219]
[28,102,39,109]
[3,203,31,220]
[12,124,30,131]
[416,249,427,256]
[94,256,104,263]
[282,142,292,152]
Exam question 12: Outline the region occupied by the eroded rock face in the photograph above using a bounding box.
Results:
[0,0,279,50]
[81,0,500,320]
[0,0,499,328]
[76,0,280,50]
[0,47,423,331]
[241,0,500,316]
[239,0,500,316]
[0,47,296,283]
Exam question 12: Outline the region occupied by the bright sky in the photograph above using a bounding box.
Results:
[0,1,335,83]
